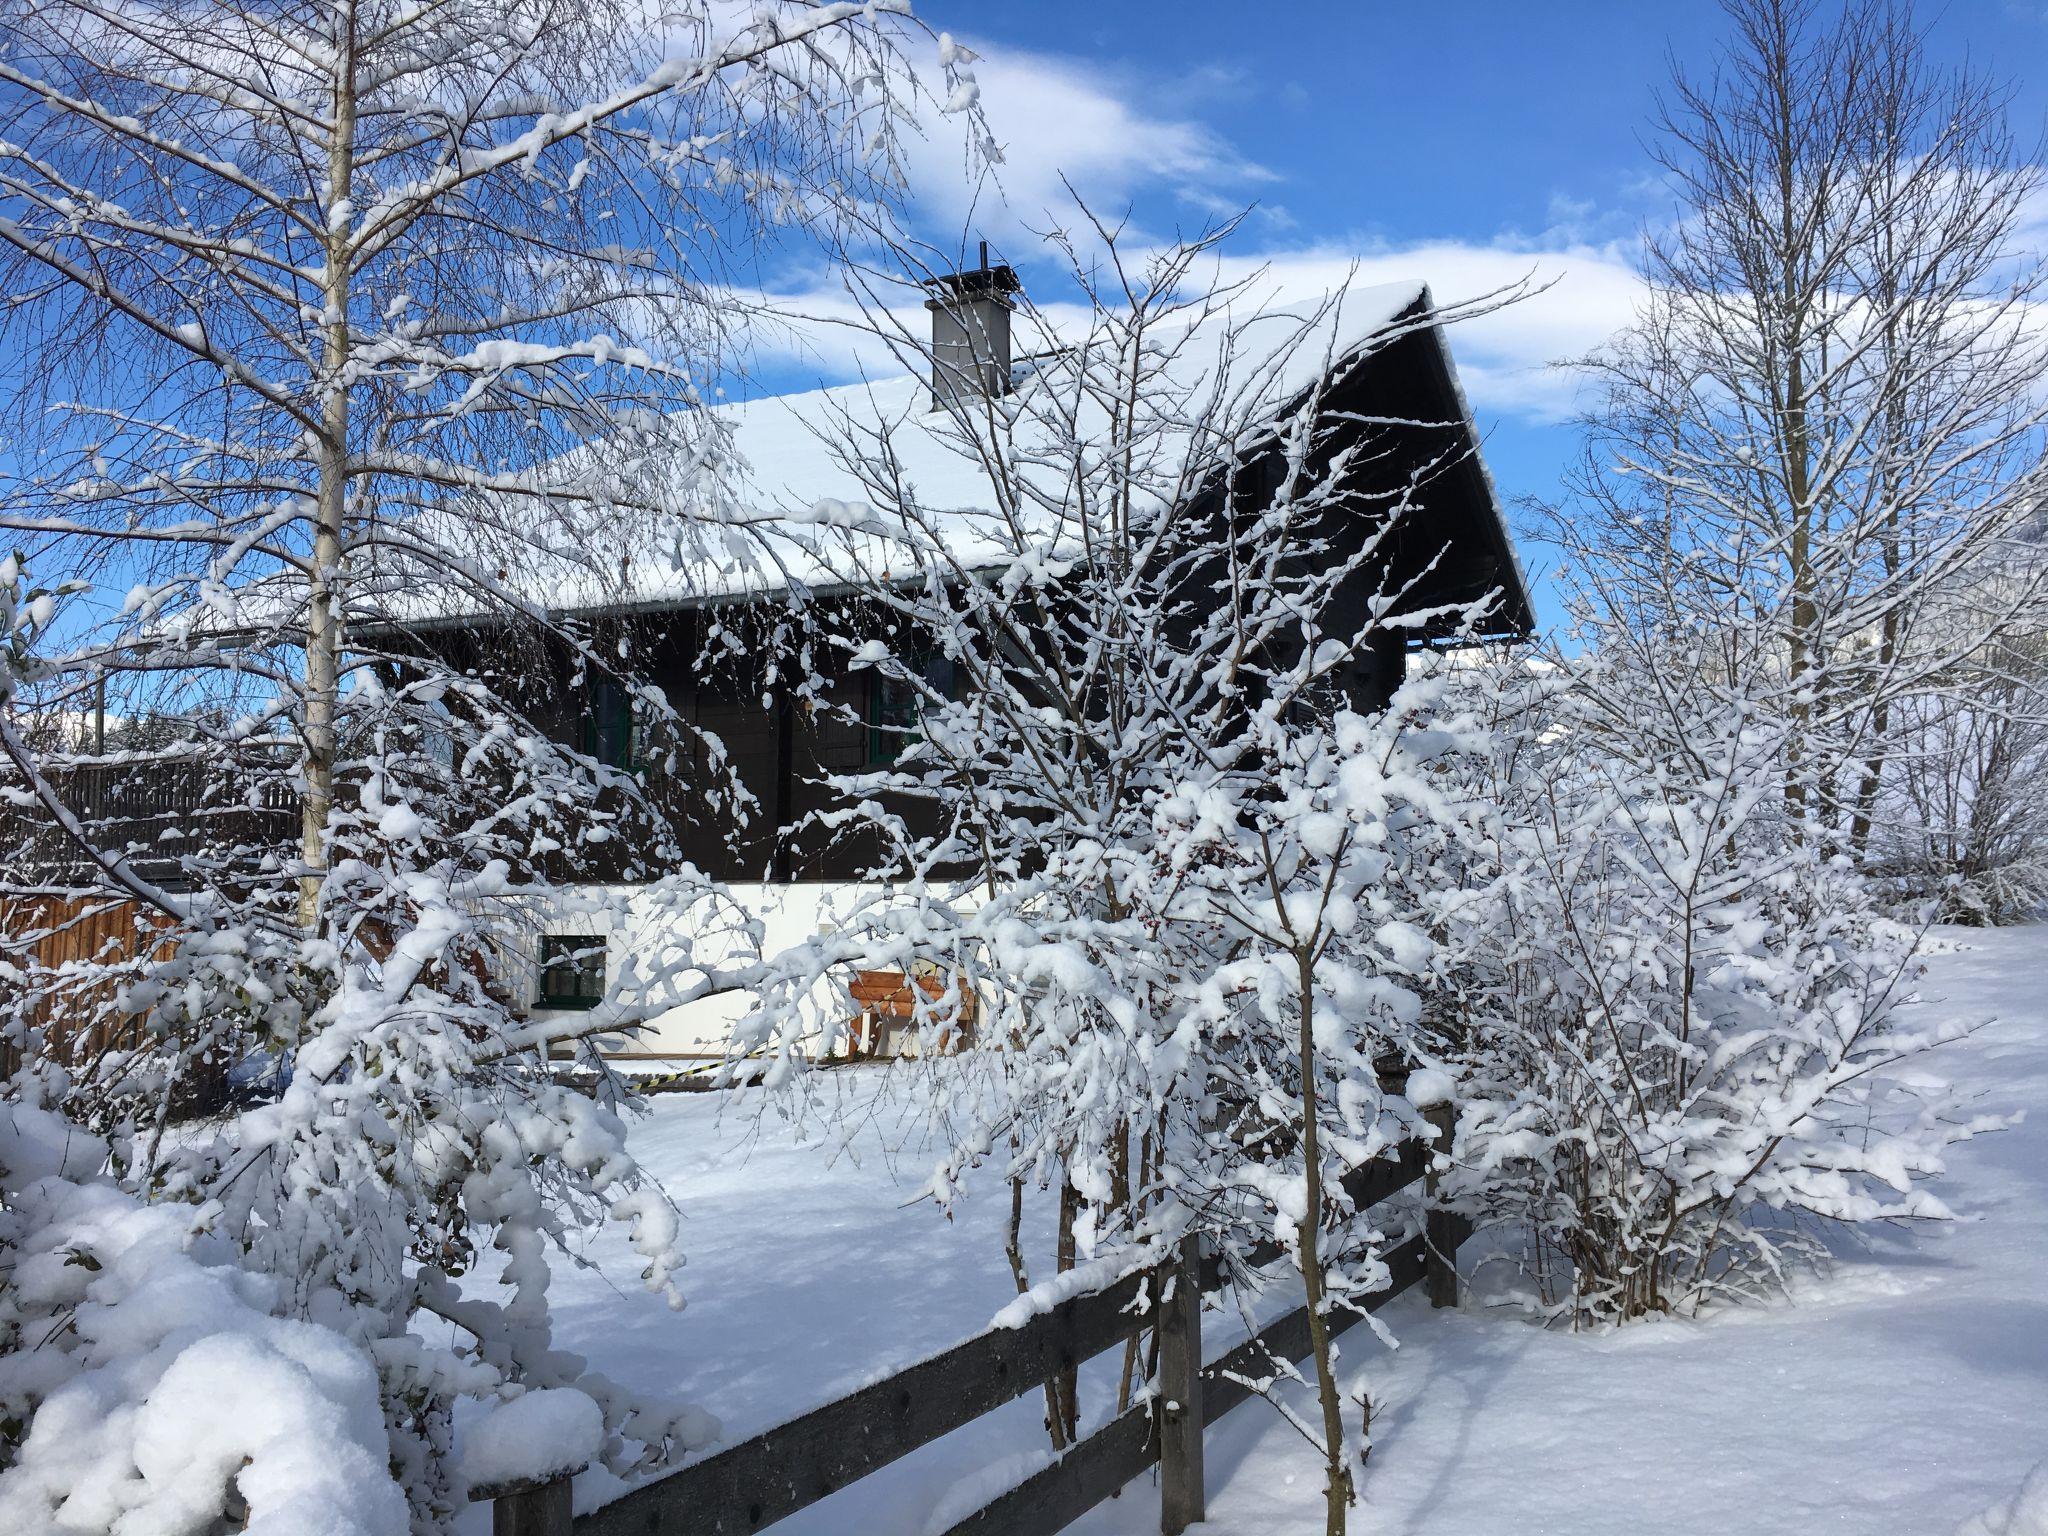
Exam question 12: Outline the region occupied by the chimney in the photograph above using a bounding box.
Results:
[924,240,1020,409]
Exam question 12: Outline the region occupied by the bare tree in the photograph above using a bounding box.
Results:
[1551,0,2048,859]
[0,2,978,1525]
[0,0,964,920]
[731,213,1520,1535]
[1865,630,2048,922]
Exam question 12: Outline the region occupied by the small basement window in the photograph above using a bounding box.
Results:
[537,935,606,1011]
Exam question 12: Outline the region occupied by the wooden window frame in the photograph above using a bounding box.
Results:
[537,934,606,1011]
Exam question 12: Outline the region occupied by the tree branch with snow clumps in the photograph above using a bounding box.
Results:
[0,1,981,1526]
[726,206,1525,1536]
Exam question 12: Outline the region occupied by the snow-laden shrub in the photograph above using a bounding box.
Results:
[1863,669,2048,927]
[0,1068,703,1532]
[2,564,726,1524]
[0,1102,407,1536]
[1436,659,2004,1325]
[89,879,719,1522]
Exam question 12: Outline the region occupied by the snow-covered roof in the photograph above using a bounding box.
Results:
[353,277,1526,634]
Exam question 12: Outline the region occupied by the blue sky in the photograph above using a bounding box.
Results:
[760,0,2048,629]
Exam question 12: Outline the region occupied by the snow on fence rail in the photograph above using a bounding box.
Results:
[482,1105,1466,1536]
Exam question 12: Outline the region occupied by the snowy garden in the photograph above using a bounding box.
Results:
[521,925,2048,1536]
[1,1,2046,1534]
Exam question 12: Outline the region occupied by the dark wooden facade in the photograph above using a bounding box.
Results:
[484,608,901,885]
[4,300,1528,895]
[468,295,1529,887]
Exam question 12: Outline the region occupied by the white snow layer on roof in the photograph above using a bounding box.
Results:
[377,279,1446,626]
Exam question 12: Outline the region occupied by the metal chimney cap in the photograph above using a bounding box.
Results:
[923,266,1020,302]
[923,241,1020,304]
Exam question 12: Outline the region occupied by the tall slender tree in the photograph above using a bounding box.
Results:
[1553,0,2048,856]
[0,2,976,1525]
[732,215,1518,1535]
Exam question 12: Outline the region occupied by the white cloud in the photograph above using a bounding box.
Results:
[896,42,1279,247]
[734,40,1649,423]
[734,34,2048,439]
[1205,239,1647,423]
[740,234,1646,425]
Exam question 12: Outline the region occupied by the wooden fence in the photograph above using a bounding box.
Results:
[1,894,163,1059]
[481,1105,1468,1536]
[0,893,249,1111]
[3,760,296,887]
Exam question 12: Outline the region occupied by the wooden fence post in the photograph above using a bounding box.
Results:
[1157,1233,1206,1535]
[491,1473,574,1536]
[1421,1101,1470,1309]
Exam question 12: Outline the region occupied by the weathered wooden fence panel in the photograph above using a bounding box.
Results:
[0,894,241,1110]
[933,1402,1156,1536]
[2,759,296,887]
[506,1107,1466,1536]
[1199,1231,1427,1429]
[577,1264,1154,1536]
[0,895,168,1051]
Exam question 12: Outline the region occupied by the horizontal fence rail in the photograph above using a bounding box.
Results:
[938,1230,1431,1536]
[490,1102,1467,1536]
[577,1265,1157,1536]
[1200,1231,1428,1428]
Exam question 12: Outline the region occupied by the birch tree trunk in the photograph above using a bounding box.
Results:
[302,0,358,931]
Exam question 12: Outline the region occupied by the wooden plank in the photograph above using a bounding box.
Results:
[573,1131,1434,1536]
[495,1477,574,1536]
[1156,1236,1205,1534]
[1341,1138,1430,1212]
[1421,1102,1469,1308]
[941,1233,1430,1536]
[1,894,169,1044]
[576,1268,1153,1536]
[1200,1231,1427,1427]
[932,1401,1156,1536]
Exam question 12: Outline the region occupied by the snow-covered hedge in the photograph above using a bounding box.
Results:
[0,1104,407,1535]
[1433,658,2006,1325]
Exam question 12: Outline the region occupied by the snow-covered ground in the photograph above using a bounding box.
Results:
[509,926,2048,1535]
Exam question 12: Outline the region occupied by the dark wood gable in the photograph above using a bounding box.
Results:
[1240,294,1529,646]
[412,306,1528,888]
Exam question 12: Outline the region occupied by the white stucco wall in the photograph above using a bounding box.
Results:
[514,880,903,1062]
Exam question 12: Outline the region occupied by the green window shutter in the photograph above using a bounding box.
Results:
[867,652,959,765]
[583,679,639,772]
